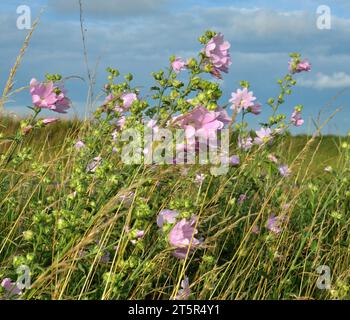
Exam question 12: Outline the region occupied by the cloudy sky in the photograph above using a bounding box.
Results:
[1,0,350,134]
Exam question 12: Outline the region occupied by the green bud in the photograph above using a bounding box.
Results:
[23,230,34,241]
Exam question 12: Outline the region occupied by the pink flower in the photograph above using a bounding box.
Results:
[146,118,159,134]
[291,110,304,127]
[30,78,71,113]
[254,127,273,145]
[1,278,22,298]
[104,92,138,112]
[42,118,59,125]
[176,276,190,300]
[169,217,201,260]
[238,135,253,151]
[121,93,138,110]
[104,93,114,105]
[204,33,232,77]
[157,209,179,228]
[268,154,279,164]
[195,173,206,185]
[229,88,256,112]
[250,102,262,115]
[289,59,311,74]
[116,116,126,129]
[172,57,186,73]
[30,79,57,109]
[266,215,286,234]
[278,165,291,177]
[229,155,240,166]
[176,105,230,140]
[75,140,85,149]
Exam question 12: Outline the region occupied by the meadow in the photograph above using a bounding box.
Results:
[1,28,350,301]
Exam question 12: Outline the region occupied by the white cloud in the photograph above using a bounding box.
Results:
[299,72,350,89]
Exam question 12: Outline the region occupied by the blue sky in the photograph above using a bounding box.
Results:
[1,0,350,135]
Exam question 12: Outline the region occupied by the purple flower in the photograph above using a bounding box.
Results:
[1,278,22,298]
[157,209,179,228]
[291,110,304,127]
[254,127,273,145]
[278,165,291,177]
[238,135,253,151]
[266,215,286,234]
[75,140,85,149]
[204,33,232,78]
[229,88,256,112]
[176,276,191,300]
[229,155,240,166]
[172,57,186,73]
[169,217,201,260]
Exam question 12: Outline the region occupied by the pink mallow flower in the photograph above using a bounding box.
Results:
[278,164,291,177]
[176,276,191,300]
[250,102,262,115]
[254,127,273,145]
[291,110,304,127]
[229,155,240,166]
[229,88,256,112]
[204,33,232,78]
[157,209,179,228]
[238,135,253,151]
[289,59,311,74]
[1,278,22,298]
[75,140,85,149]
[105,92,138,112]
[195,173,206,185]
[121,92,138,110]
[42,118,59,126]
[172,57,186,73]
[169,217,201,259]
[266,215,286,234]
[176,105,230,140]
[30,78,70,113]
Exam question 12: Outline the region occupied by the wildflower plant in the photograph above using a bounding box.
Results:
[2,28,349,301]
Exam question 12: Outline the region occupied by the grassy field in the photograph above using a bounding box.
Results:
[1,115,350,300]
